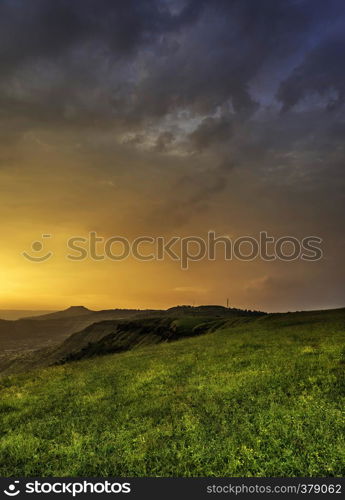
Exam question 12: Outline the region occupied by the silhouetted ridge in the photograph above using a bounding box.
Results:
[166,305,264,317]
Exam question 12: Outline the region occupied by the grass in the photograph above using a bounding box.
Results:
[0,308,344,476]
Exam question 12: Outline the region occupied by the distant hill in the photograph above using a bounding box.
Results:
[0,305,266,375]
[0,305,344,377]
[30,306,94,320]
[0,308,150,352]
[166,305,263,316]
[0,304,265,354]
[0,313,258,375]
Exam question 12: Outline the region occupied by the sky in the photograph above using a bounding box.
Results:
[0,0,344,312]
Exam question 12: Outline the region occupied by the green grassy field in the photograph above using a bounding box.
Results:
[0,308,344,476]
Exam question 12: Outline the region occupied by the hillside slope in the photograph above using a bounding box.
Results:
[0,307,160,352]
[0,314,253,375]
[0,306,263,374]
[49,315,238,364]
[0,307,344,477]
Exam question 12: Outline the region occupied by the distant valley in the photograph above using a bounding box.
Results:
[0,310,56,320]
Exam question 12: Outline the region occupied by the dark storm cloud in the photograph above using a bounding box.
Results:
[0,0,205,74]
[277,35,345,111]
[188,115,233,153]
[0,0,209,130]
[146,158,235,231]
[0,0,341,130]
[0,0,344,209]
[154,131,175,152]
[180,159,233,207]
[129,0,317,121]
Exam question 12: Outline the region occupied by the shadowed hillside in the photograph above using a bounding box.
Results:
[0,305,264,352]
[0,307,159,352]
[0,306,264,375]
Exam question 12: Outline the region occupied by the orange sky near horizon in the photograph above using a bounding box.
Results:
[0,133,343,314]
